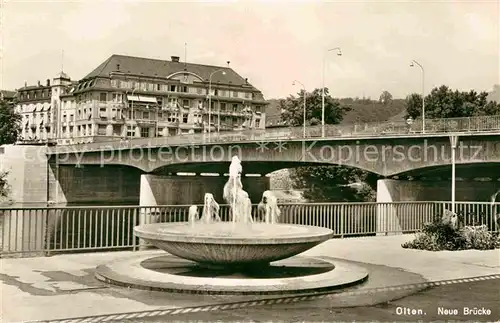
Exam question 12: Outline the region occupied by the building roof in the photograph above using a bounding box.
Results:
[83,54,259,90]
[55,71,71,80]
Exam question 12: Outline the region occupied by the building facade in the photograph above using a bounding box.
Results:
[15,54,268,145]
[14,74,74,143]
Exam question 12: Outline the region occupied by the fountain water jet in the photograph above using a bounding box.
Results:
[188,205,198,227]
[223,156,253,224]
[200,193,221,224]
[258,190,280,224]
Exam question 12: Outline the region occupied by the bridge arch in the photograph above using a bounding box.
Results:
[392,162,500,180]
[150,160,382,176]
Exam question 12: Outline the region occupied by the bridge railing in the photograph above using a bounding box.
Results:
[2,201,499,258]
[51,115,500,153]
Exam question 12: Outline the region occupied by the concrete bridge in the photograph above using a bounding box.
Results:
[49,132,500,177]
[5,115,500,208]
[42,130,500,207]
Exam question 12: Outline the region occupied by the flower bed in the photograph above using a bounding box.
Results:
[402,219,500,251]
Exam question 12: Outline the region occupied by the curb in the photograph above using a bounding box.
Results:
[31,274,500,323]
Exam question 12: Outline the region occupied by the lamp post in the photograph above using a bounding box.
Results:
[215,98,221,133]
[321,47,342,137]
[450,135,458,215]
[292,80,307,138]
[410,60,425,133]
[208,69,226,140]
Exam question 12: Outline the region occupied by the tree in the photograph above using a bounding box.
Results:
[0,98,21,198]
[290,165,378,202]
[405,93,423,119]
[405,85,500,119]
[280,88,350,126]
[379,91,393,106]
[280,88,377,202]
[0,98,21,145]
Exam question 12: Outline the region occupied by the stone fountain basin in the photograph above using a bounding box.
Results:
[134,222,334,266]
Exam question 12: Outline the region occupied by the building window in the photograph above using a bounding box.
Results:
[140,127,149,138]
[97,125,107,135]
[255,119,260,128]
[111,79,119,88]
[157,128,164,136]
[232,104,238,112]
[170,85,176,92]
[255,106,261,112]
[127,126,135,137]
[182,99,189,107]
[99,93,107,102]
[180,86,187,93]
[245,92,251,99]
[220,103,226,111]
[143,111,150,119]
[232,91,238,98]
[157,84,161,91]
[182,114,188,123]
[167,113,177,123]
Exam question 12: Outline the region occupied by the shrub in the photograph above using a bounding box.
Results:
[460,225,500,250]
[402,218,499,251]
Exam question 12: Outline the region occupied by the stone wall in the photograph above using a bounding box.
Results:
[0,145,50,205]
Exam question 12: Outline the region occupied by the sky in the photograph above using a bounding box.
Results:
[0,0,499,100]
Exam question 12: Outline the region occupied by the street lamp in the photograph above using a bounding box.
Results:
[450,135,458,215]
[208,69,226,140]
[410,60,425,133]
[292,80,307,138]
[321,47,342,137]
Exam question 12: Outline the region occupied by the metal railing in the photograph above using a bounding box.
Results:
[1,201,498,258]
[50,115,500,154]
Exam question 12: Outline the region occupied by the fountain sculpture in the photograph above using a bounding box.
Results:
[258,190,281,224]
[96,155,368,295]
[200,193,221,224]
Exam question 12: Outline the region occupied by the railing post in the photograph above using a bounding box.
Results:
[132,207,137,251]
[385,203,389,236]
[44,208,51,256]
[340,204,344,238]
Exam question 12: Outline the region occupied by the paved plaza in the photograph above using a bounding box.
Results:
[1,235,499,322]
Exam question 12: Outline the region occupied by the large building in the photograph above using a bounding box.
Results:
[15,54,268,145]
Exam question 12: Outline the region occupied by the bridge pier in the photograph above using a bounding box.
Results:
[376,178,500,235]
